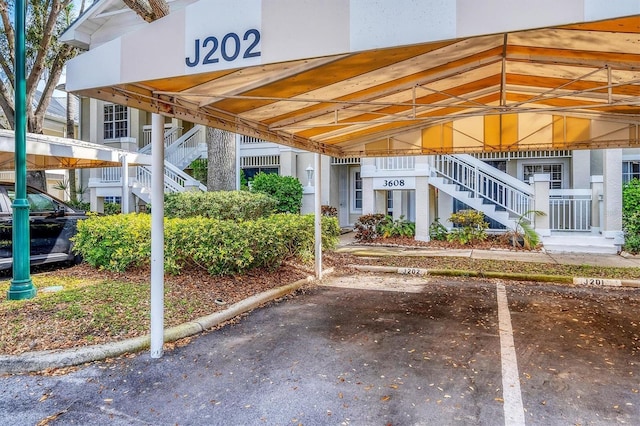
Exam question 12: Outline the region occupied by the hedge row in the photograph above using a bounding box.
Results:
[72,213,340,275]
[164,191,277,220]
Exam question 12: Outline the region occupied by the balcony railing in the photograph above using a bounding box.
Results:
[549,189,592,231]
[375,156,415,171]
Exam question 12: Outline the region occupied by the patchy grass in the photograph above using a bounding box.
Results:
[0,263,308,355]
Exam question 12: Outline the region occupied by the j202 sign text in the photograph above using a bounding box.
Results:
[186,29,261,67]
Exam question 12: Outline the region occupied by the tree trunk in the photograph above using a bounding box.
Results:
[26,171,47,191]
[123,0,169,22]
[206,128,236,191]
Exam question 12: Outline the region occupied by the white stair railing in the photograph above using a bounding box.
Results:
[140,127,182,153]
[135,161,206,197]
[165,126,206,169]
[434,154,534,218]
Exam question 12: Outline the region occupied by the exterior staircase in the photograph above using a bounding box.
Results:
[430,154,534,230]
[131,125,207,202]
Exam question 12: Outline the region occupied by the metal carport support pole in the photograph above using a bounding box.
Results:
[8,0,35,300]
[121,154,129,214]
[314,153,322,279]
[150,113,164,358]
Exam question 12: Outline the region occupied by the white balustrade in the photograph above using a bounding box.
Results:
[101,167,122,182]
[549,189,592,231]
[375,156,415,171]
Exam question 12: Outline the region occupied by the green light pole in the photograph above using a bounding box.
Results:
[8,0,35,300]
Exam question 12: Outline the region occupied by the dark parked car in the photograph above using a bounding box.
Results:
[0,182,87,270]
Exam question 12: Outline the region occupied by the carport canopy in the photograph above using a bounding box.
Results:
[0,128,151,170]
[60,0,640,358]
[63,0,640,158]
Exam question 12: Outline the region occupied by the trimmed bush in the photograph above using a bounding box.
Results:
[73,213,340,275]
[378,215,415,238]
[250,172,303,214]
[447,209,488,245]
[164,190,277,220]
[623,179,640,253]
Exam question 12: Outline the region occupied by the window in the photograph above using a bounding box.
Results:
[104,104,128,139]
[386,190,393,215]
[242,167,279,181]
[484,160,507,173]
[104,196,122,205]
[523,164,563,189]
[351,168,362,212]
[623,161,640,184]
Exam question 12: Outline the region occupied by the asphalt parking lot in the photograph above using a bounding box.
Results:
[1,273,639,425]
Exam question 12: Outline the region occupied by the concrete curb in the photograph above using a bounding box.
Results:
[0,271,332,375]
[351,264,640,288]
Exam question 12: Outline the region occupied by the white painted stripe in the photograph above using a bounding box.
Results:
[496,283,526,426]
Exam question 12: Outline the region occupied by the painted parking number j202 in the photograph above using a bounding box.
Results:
[185,29,261,67]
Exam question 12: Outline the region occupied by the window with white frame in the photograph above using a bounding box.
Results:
[104,196,122,205]
[523,164,563,189]
[351,168,362,213]
[103,104,128,139]
[623,161,640,184]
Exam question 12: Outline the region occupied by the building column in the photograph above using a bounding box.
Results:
[590,175,604,234]
[415,176,430,241]
[121,155,129,214]
[361,158,375,215]
[279,149,295,177]
[321,154,331,206]
[392,191,403,221]
[374,190,386,214]
[533,174,551,237]
[602,148,624,244]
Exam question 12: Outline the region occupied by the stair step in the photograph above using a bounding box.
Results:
[541,235,619,255]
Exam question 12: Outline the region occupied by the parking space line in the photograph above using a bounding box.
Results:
[496,283,526,426]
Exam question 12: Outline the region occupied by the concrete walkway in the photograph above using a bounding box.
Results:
[335,232,640,269]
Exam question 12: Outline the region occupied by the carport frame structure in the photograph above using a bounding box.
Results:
[61,0,640,357]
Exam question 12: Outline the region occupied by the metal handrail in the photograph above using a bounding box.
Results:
[434,154,533,218]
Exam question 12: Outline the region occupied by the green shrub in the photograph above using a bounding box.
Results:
[68,200,90,211]
[164,191,277,220]
[72,213,152,272]
[250,172,303,214]
[378,215,415,238]
[623,178,640,218]
[447,209,488,245]
[354,214,386,241]
[429,218,448,241]
[104,202,121,215]
[73,213,340,275]
[623,179,640,253]
[623,210,640,254]
[189,158,208,184]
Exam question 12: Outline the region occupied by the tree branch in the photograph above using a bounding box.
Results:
[122,0,169,23]
[0,1,15,70]
[26,0,70,100]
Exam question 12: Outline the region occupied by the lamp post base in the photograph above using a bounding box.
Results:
[7,277,36,300]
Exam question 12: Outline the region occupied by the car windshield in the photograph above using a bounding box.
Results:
[6,188,59,212]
